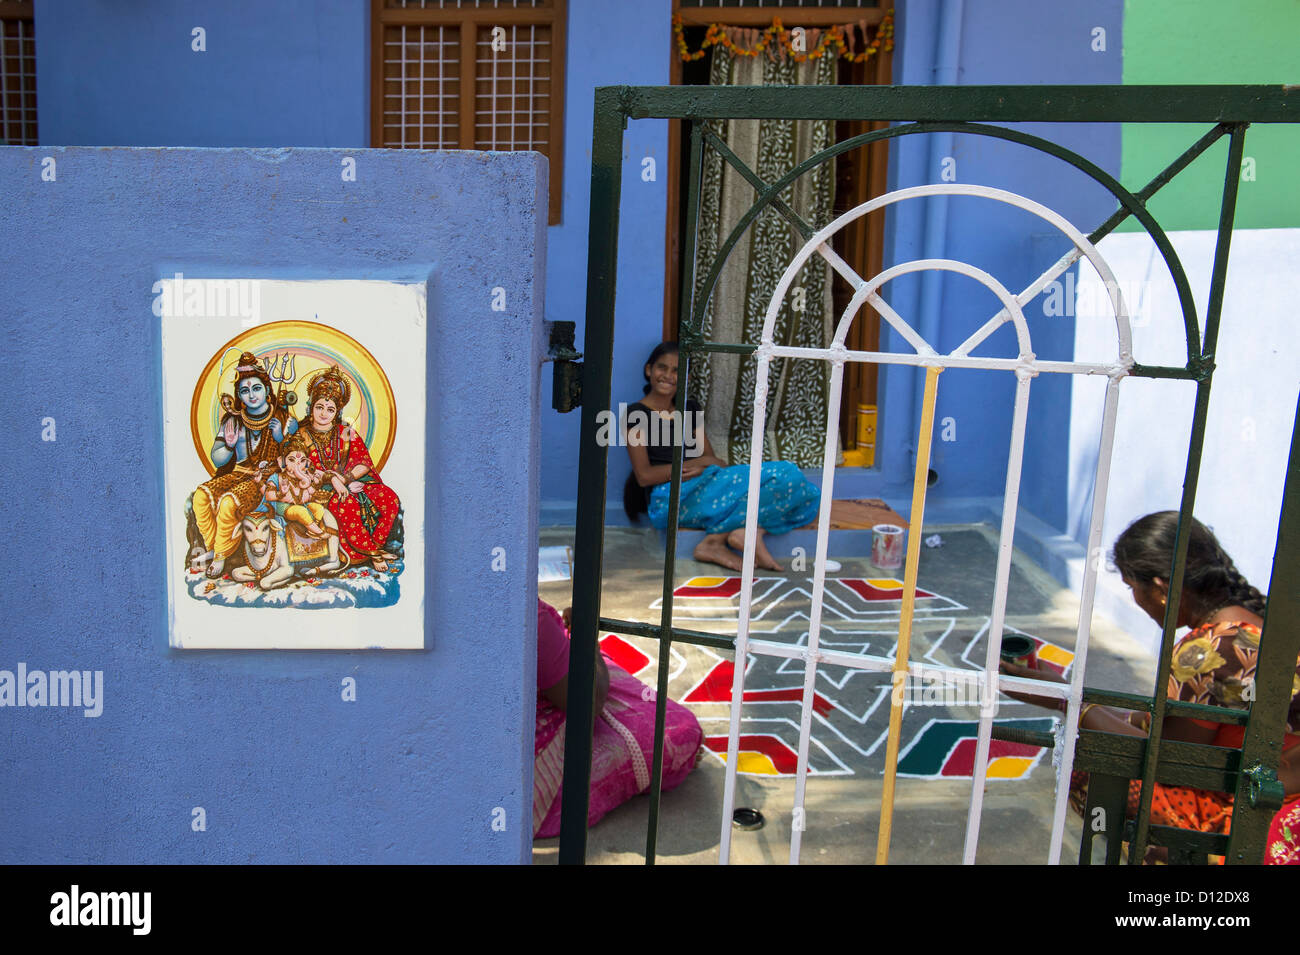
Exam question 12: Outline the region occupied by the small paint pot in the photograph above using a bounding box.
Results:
[1000,635,1038,667]
[871,524,905,570]
[732,808,765,831]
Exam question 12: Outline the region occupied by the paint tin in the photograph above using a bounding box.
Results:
[871,524,905,570]
[1000,635,1038,667]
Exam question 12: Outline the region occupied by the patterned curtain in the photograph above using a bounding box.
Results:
[690,40,837,468]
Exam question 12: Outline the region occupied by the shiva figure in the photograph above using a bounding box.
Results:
[192,351,298,578]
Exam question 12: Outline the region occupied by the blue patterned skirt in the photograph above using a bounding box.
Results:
[647,462,821,536]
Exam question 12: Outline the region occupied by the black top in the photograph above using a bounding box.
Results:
[623,397,705,517]
[626,397,704,468]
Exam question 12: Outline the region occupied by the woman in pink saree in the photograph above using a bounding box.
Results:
[533,600,703,839]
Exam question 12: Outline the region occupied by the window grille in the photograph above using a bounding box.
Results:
[381,24,461,149]
[0,0,36,146]
[474,24,552,151]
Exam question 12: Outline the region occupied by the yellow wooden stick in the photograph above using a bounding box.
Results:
[875,365,942,865]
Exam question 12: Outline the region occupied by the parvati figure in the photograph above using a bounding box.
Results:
[299,366,402,572]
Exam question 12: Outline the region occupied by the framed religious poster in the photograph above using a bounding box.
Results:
[160,278,427,648]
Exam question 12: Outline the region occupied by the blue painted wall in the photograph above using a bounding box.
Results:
[33,0,671,524]
[539,0,672,523]
[0,146,546,863]
[36,0,369,147]
[885,0,1122,530]
[29,0,1124,532]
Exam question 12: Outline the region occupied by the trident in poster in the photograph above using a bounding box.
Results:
[266,351,298,411]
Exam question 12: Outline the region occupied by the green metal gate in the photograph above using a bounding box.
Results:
[557,84,1300,865]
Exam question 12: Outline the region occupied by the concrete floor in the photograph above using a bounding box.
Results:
[535,523,1156,865]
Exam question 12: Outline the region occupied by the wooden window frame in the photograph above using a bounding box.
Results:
[370,0,567,224]
[675,1,886,28]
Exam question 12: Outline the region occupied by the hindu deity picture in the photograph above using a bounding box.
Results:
[162,280,427,649]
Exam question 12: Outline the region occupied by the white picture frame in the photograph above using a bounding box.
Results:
[160,278,427,649]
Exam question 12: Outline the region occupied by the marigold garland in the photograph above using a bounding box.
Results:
[672,10,894,64]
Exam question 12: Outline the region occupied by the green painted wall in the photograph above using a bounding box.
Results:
[1120,0,1299,231]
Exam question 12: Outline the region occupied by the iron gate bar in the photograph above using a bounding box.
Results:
[616,85,1296,123]
[687,341,757,355]
[1080,686,1252,726]
[559,88,625,865]
[1074,732,1241,787]
[713,346,1113,375]
[1081,773,1131,864]
[1146,825,1226,859]
[700,125,817,241]
[690,350,1213,384]
[598,617,736,652]
[1086,123,1229,240]
[1127,123,1246,863]
[686,121,1202,364]
[565,84,1299,866]
[1226,395,1300,862]
[1128,364,1212,382]
[642,121,706,865]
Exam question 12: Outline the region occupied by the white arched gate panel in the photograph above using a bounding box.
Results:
[716,184,1134,865]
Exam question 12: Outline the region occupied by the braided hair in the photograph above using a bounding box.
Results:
[1111,511,1268,621]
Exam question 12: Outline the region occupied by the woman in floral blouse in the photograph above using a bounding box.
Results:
[1005,511,1299,864]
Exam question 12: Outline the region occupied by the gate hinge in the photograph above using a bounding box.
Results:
[1243,763,1285,811]
[545,320,582,362]
[553,360,582,413]
[545,321,582,413]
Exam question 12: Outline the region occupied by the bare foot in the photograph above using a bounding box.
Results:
[726,528,782,571]
[372,559,389,572]
[693,534,744,572]
[206,556,226,579]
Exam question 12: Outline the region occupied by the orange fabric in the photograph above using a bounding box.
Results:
[1125,779,1233,834]
[1071,772,1300,863]
[1068,620,1300,862]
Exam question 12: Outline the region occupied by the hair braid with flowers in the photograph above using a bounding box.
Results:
[1209,539,1269,618]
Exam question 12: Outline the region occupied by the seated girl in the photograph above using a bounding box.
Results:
[1004,511,1299,864]
[622,341,821,572]
[533,599,702,839]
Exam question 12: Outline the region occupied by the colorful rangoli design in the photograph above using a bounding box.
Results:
[609,574,1075,780]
